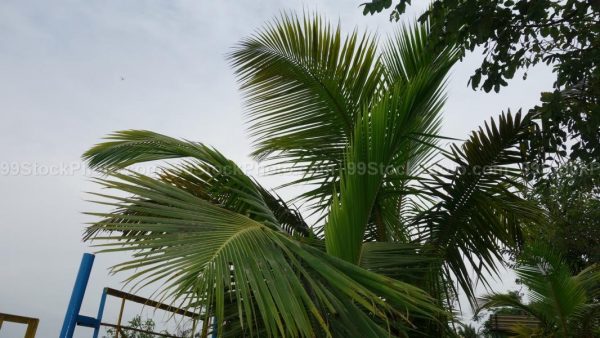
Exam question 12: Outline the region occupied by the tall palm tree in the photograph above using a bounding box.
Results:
[476,245,600,337]
[83,13,542,337]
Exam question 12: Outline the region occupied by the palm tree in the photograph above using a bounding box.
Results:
[83,13,543,337]
[476,245,600,337]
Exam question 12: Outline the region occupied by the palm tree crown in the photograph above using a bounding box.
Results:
[83,13,543,337]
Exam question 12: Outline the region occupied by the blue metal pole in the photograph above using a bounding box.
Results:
[92,288,108,338]
[60,253,95,338]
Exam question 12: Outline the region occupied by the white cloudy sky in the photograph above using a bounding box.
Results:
[0,1,553,336]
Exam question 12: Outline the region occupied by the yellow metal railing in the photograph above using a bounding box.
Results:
[100,288,200,338]
[0,312,39,338]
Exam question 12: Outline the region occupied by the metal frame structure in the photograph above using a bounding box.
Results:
[93,287,199,338]
[60,253,212,338]
[0,313,39,338]
[489,313,540,332]
[60,253,96,338]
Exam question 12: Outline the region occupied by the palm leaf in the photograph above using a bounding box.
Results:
[86,171,440,337]
[476,244,600,336]
[411,111,545,303]
[230,14,457,225]
[324,73,450,262]
[229,13,381,161]
[83,130,313,238]
[83,130,441,337]
[228,13,381,216]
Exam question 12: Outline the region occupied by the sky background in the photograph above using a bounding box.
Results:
[0,1,554,336]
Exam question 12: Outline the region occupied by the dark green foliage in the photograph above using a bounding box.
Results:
[363,0,600,165]
[456,323,479,338]
[412,111,543,303]
[476,245,600,337]
[526,160,600,274]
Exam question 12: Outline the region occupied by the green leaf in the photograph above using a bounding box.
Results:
[412,111,545,304]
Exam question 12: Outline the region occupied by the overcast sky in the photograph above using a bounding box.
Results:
[0,1,554,337]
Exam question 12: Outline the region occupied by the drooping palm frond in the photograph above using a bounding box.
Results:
[410,111,545,303]
[83,130,210,170]
[160,164,314,238]
[83,130,283,238]
[87,174,441,337]
[84,130,441,337]
[84,130,312,239]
